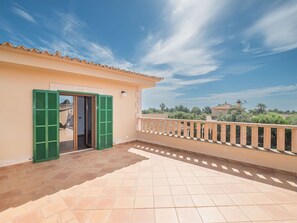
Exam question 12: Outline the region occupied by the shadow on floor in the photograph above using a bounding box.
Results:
[0,142,148,212]
[133,141,297,192]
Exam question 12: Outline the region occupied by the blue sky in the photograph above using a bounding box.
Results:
[1,0,297,110]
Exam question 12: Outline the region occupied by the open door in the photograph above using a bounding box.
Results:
[97,95,113,149]
[33,90,59,162]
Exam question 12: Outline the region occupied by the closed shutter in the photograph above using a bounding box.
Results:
[33,90,59,162]
[97,95,113,150]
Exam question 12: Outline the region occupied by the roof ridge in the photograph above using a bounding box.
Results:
[0,42,163,81]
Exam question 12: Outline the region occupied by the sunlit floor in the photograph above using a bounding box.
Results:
[0,141,297,223]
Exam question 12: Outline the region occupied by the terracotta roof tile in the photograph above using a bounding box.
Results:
[0,42,163,81]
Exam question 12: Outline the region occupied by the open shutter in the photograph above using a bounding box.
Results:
[97,94,113,150]
[33,90,59,162]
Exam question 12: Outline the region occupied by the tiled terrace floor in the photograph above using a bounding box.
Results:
[0,141,297,223]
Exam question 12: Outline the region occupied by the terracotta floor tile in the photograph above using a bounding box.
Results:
[218,206,249,222]
[191,195,215,207]
[94,197,116,209]
[203,185,224,194]
[153,178,168,186]
[228,193,255,205]
[239,205,273,221]
[186,185,207,195]
[134,196,154,208]
[173,195,194,207]
[176,207,203,223]
[154,195,174,208]
[197,207,226,223]
[108,209,132,223]
[170,185,189,195]
[136,186,153,196]
[14,210,43,223]
[113,197,135,209]
[168,178,184,185]
[210,194,235,206]
[88,210,111,223]
[182,177,200,185]
[155,208,178,223]
[153,185,171,195]
[261,204,294,220]
[41,200,68,218]
[246,193,275,204]
[132,209,155,223]
[282,204,297,218]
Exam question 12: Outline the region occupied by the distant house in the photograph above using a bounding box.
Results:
[211,100,242,119]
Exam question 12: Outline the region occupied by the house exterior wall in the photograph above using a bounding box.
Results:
[211,109,229,118]
[0,63,139,166]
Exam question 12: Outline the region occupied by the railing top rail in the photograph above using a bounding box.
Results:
[138,117,297,129]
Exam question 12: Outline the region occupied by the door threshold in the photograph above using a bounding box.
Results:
[60,148,94,156]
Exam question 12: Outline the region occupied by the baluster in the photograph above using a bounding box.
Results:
[184,121,188,138]
[204,122,209,140]
[240,125,246,146]
[190,121,194,138]
[212,123,217,141]
[196,122,201,139]
[230,124,236,145]
[177,121,182,137]
[172,120,177,136]
[251,126,258,148]
[221,124,226,143]
[292,128,297,153]
[167,120,171,135]
[263,126,271,149]
[277,127,285,151]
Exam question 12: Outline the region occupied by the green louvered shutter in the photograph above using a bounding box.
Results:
[33,90,59,162]
[97,95,113,150]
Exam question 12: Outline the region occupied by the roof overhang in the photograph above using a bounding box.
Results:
[0,43,162,88]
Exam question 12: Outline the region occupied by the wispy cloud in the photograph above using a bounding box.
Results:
[11,4,36,24]
[186,84,297,106]
[139,0,231,78]
[40,11,133,70]
[245,1,297,53]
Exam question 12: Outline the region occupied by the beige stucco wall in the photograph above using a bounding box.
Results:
[137,131,297,174]
[0,63,140,166]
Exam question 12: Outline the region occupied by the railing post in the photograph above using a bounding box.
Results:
[221,124,226,143]
[204,122,209,140]
[263,126,271,149]
[230,124,236,145]
[177,121,181,137]
[292,128,297,153]
[240,125,246,146]
[212,123,217,141]
[190,121,194,138]
[196,122,201,139]
[251,126,258,148]
[277,127,285,151]
[167,120,172,135]
[184,121,188,138]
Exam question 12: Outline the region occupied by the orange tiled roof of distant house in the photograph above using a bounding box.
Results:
[211,103,233,110]
[0,42,163,81]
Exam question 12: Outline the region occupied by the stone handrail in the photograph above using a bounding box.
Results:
[137,117,297,154]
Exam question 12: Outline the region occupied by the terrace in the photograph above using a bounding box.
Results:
[0,118,297,223]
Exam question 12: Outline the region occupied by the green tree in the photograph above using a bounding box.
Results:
[191,107,202,115]
[202,106,211,114]
[217,106,251,122]
[286,114,297,125]
[160,103,166,113]
[253,103,267,115]
[251,112,287,124]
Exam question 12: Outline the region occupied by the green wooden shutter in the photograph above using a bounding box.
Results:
[33,90,59,162]
[97,94,113,150]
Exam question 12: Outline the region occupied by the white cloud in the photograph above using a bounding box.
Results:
[40,11,133,70]
[246,1,297,53]
[12,4,36,23]
[143,76,223,108]
[186,84,297,106]
[139,0,231,78]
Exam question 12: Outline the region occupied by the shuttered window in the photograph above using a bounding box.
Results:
[33,90,59,162]
[97,95,113,149]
